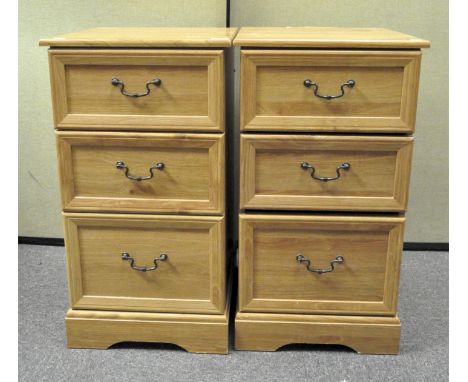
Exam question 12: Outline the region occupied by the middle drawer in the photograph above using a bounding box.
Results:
[241,134,413,212]
[56,131,224,214]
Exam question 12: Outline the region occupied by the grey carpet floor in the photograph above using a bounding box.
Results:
[19,245,448,382]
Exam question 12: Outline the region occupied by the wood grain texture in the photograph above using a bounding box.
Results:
[235,310,401,354]
[238,214,405,316]
[233,27,429,49]
[40,27,238,47]
[43,29,233,352]
[240,50,421,133]
[63,213,225,314]
[66,312,229,353]
[49,49,224,131]
[65,257,233,353]
[56,131,224,215]
[234,26,427,355]
[240,134,413,212]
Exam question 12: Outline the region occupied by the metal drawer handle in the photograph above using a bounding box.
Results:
[303,79,355,100]
[121,252,168,272]
[301,161,350,182]
[116,161,165,181]
[296,254,344,274]
[111,77,161,97]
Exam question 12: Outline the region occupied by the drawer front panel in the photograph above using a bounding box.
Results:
[57,132,224,214]
[49,49,224,131]
[241,135,413,212]
[241,50,421,133]
[64,214,225,314]
[239,214,404,315]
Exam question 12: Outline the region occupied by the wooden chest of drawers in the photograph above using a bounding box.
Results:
[234,27,429,354]
[40,28,237,354]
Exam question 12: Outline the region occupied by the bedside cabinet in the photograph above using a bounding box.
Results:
[233,27,429,354]
[40,27,237,354]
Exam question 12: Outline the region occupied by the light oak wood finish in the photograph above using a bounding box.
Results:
[43,27,235,354]
[66,264,233,353]
[63,213,225,314]
[56,131,224,214]
[240,50,421,133]
[234,27,428,355]
[49,49,225,131]
[241,135,413,212]
[233,27,429,49]
[40,27,238,48]
[239,214,404,316]
[235,311,401,354]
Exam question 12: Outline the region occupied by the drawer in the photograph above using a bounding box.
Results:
[63,213,225,314]
[241,50,421,133]
[241,135,413,212]
[239,214,404,315]
[49,49,224,131]
[56,131,224,214]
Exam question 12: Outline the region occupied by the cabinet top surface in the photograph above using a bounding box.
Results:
[233,27,430,48]
[39,27,238,48]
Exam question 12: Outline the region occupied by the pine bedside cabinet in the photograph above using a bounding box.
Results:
[39,27,237,354]
[233,27,430,354]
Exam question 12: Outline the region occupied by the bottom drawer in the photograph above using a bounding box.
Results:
[64,213,225,314]
[239,213,404,316]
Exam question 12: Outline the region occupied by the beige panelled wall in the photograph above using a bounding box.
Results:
[19,0,227,237]
[231,0,448,242]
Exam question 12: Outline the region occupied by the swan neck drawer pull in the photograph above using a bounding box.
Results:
[303,79,355,100]
[121,252,168,272]
[301,161,350,182]
[111,77,161,97]
[115,161,165,181]
[296,254,344,274]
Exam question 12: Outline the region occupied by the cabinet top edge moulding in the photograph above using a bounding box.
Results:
[39,27,239,48]
[233,27,430,49]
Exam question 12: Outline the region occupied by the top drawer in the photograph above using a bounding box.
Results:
[49,50,224,132]
[240,50,421,133]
